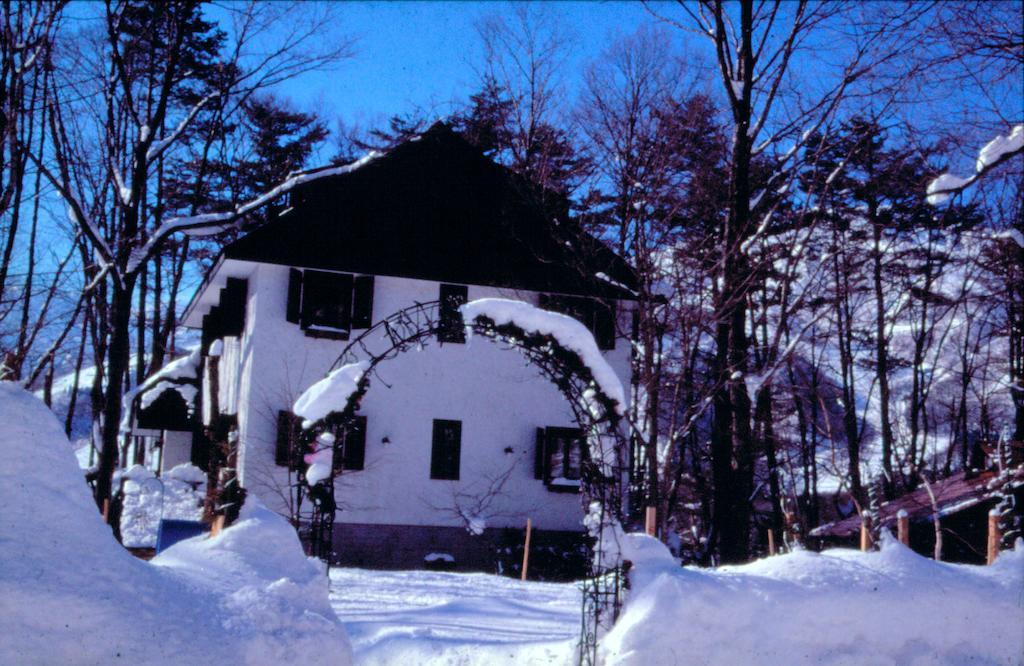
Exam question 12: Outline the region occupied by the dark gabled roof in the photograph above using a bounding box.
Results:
[221,122,638,300]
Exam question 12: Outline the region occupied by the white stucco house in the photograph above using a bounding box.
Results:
[131,122,638,575]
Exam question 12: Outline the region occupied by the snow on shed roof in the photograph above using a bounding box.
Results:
[810,466,1024,539]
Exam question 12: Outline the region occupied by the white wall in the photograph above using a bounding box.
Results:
[211,260,633,534]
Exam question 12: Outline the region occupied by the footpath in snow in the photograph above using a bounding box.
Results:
[329,567,580,665]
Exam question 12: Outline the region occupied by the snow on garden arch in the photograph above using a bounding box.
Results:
[291,297,630,663]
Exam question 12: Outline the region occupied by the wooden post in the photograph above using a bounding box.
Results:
[860,515,873,551]
[521,518,532,581]
[645,506,657,537]
[101,498,110,524]
[767,528,776,556]
[897,510,909,546]
[987,510,1000,565]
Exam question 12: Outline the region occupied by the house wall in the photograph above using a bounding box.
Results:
[225,260,633,536]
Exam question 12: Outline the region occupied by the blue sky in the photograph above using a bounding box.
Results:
[254,2,665,144]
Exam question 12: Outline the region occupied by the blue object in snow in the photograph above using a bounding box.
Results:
[155,519,209,553]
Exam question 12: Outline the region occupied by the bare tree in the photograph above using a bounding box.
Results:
[27,1,353,508]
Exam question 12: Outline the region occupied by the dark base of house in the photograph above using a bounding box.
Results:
[327,522,590,581]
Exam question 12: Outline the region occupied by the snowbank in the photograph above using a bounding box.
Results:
[600,533,1024,665]
[461,298,625,413]
[0,383,351,665]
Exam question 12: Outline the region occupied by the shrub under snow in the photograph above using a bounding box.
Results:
[0,382,351,665]
[601,533,1024,665]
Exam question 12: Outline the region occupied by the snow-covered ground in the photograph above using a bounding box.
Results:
[329,568,580,665]
[328,536,1024,666]
[3,382,1021,666]
[0,383,351,665]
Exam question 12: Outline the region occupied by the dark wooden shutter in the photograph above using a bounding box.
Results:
[286,268,303,323]
[342,415,367,471]
[594,299,616,350]
[275,410,302,466]
[222,278,248,337]
[430,419,462,480]
[438,284,468,343]
[351,276,374,329]
[534,427,547,480]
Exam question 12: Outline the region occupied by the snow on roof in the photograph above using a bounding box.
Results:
[121,348,201,432]
[461,298,626,414]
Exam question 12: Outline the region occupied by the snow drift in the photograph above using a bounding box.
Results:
[601,533,1024,666]
[0,382,351,665]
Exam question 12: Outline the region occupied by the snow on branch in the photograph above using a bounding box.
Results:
[927,125,1023,205]
[126,151,381,274]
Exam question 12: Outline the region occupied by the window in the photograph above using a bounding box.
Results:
[539,294,616,350]
[438,284,468,343]
[430,419,462,480]
[276,412,367,472]
[286,269,374,339]
[535,426,585,491]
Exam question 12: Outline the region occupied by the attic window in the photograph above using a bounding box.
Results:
[535,426,585,492]
[287,269,374,339]
[539,294,616,350]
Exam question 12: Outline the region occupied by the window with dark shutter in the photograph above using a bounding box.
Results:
[438,284,467,344]
[430,419,462,480]
[286,268,373,337]
[340,415,367,471]
[539,426,584,491]
[351,276,375,329]
[275,410,304,467]
[301,270,353,338]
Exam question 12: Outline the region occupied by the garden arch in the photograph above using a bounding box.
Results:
[290,298,631,664]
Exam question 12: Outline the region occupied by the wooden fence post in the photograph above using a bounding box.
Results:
[897,509,909,546]
[860,515,873,551]
[987,510,1000,565]
[644,506,656,537]
[521,518,532,581]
